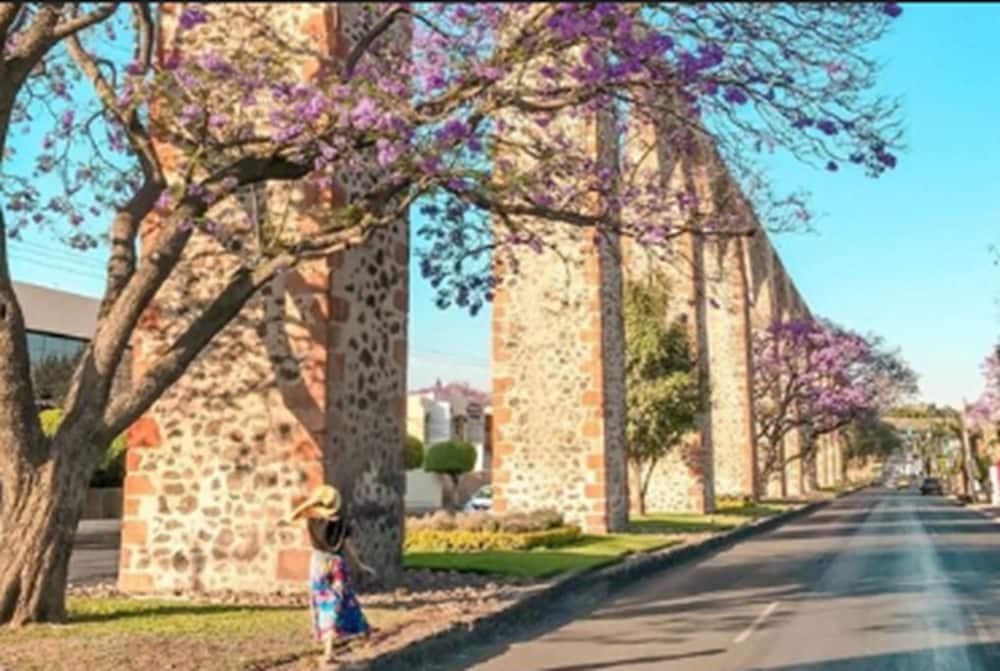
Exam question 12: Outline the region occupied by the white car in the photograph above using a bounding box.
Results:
[463,485,492,513]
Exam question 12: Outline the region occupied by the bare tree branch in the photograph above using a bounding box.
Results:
[343,5,409,78]
[50,3,119,41]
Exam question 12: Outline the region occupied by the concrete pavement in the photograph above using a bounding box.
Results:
[444,488,1000,671]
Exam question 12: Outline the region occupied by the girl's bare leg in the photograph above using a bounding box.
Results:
[323,633,337,661]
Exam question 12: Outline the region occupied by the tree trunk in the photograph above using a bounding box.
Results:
[446,474,460,511]
[0,438,93,625]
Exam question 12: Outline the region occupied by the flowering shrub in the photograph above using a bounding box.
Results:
[405,524,581,553]
[406,507,566,534]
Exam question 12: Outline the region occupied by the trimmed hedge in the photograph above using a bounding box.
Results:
[423,440,477,476]
[405,525,581,553]
[405,435,425,470]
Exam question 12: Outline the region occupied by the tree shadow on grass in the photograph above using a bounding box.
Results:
[69,601,297,625]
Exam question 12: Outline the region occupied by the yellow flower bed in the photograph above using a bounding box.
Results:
[404,525,581,552]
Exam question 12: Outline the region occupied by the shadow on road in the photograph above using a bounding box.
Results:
[532,647,726,671]
[746,642,1000,671]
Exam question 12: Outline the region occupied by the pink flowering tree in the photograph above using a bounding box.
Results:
[0,3,903,623]
[753,319,916,486]
[966,348,1000,451]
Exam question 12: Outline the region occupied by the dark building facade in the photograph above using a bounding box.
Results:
[13,281,100,403]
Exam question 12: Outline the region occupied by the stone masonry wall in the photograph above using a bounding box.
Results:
[121,4,407,593]
[694,148,758,500]
[320,2,409,587]
[491,107,629,533]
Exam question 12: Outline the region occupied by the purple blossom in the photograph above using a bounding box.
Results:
[179,5,211,30]
[200,52,233,76]
[376,138,403,167]
[435,119,471,145]
[164,51,182,71]
[876,150,897,168]
[816,119,839,136]
[350,97,379,130]
[723,87,748,105]
[179,104,201,126]
[883,3,903,18]
[155,191,172,212]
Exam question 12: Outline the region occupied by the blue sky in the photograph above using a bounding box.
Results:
[10,3,999,405]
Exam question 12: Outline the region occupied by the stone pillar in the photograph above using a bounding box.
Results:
[619,114,713,515]
[785,424,806,498]
[321,4,410,585]
[831,432,845,486]
[745,224,786,500]
[491,108,629,533]
[693,152,757,501]
[818,435,832,488]
[121,4,407,593]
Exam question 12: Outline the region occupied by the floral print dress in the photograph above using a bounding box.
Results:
[307,517,371,641]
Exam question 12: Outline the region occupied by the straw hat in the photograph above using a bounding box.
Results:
[287,484,341,521]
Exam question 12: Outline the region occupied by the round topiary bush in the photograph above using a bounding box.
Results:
[424,440,477,476]
[423,440,477,509]
[405,434,424,470]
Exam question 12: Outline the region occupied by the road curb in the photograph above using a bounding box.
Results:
[357,486,866,671]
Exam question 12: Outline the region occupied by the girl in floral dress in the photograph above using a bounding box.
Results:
[285,484,374,663]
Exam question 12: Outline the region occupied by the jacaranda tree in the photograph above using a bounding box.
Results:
[966,348,1000,433]
[0,2,902,624]
[753,319,916,484]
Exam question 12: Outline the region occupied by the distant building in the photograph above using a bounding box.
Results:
[13,281,129,404]
[408,379,492,474]
[15,280,96,362]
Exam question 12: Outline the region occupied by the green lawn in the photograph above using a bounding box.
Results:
[0,597,406,671]
[405,533,680,579]
[630,500,796,535]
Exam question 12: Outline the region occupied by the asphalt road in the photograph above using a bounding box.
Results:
[69,519,120,585]
[450,488,1000,671]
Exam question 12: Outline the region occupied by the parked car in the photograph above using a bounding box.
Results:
[463,485,492,513]
[896,477,911,490]
[920,477,944,496]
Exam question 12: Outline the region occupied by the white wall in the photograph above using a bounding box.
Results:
[405,470,443,512]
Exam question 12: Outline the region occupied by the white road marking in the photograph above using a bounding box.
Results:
[733,601,780,644]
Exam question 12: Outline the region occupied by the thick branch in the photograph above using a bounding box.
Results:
[50,3,119,41]
[102,253,289,436]
[0,3,23,44]
[0,210,46,489]
[343,5,409,78]
[98,179,163,318]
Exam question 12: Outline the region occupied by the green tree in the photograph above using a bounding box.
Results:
[623,278,703,516]
[405,435,425,471]
[423,440,477,510]
[844,413,903,464]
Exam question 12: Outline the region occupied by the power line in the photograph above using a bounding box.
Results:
[10,239,108,270]
[8,251,107,281]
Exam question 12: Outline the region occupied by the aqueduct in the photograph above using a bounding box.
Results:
[117,4,847,593]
